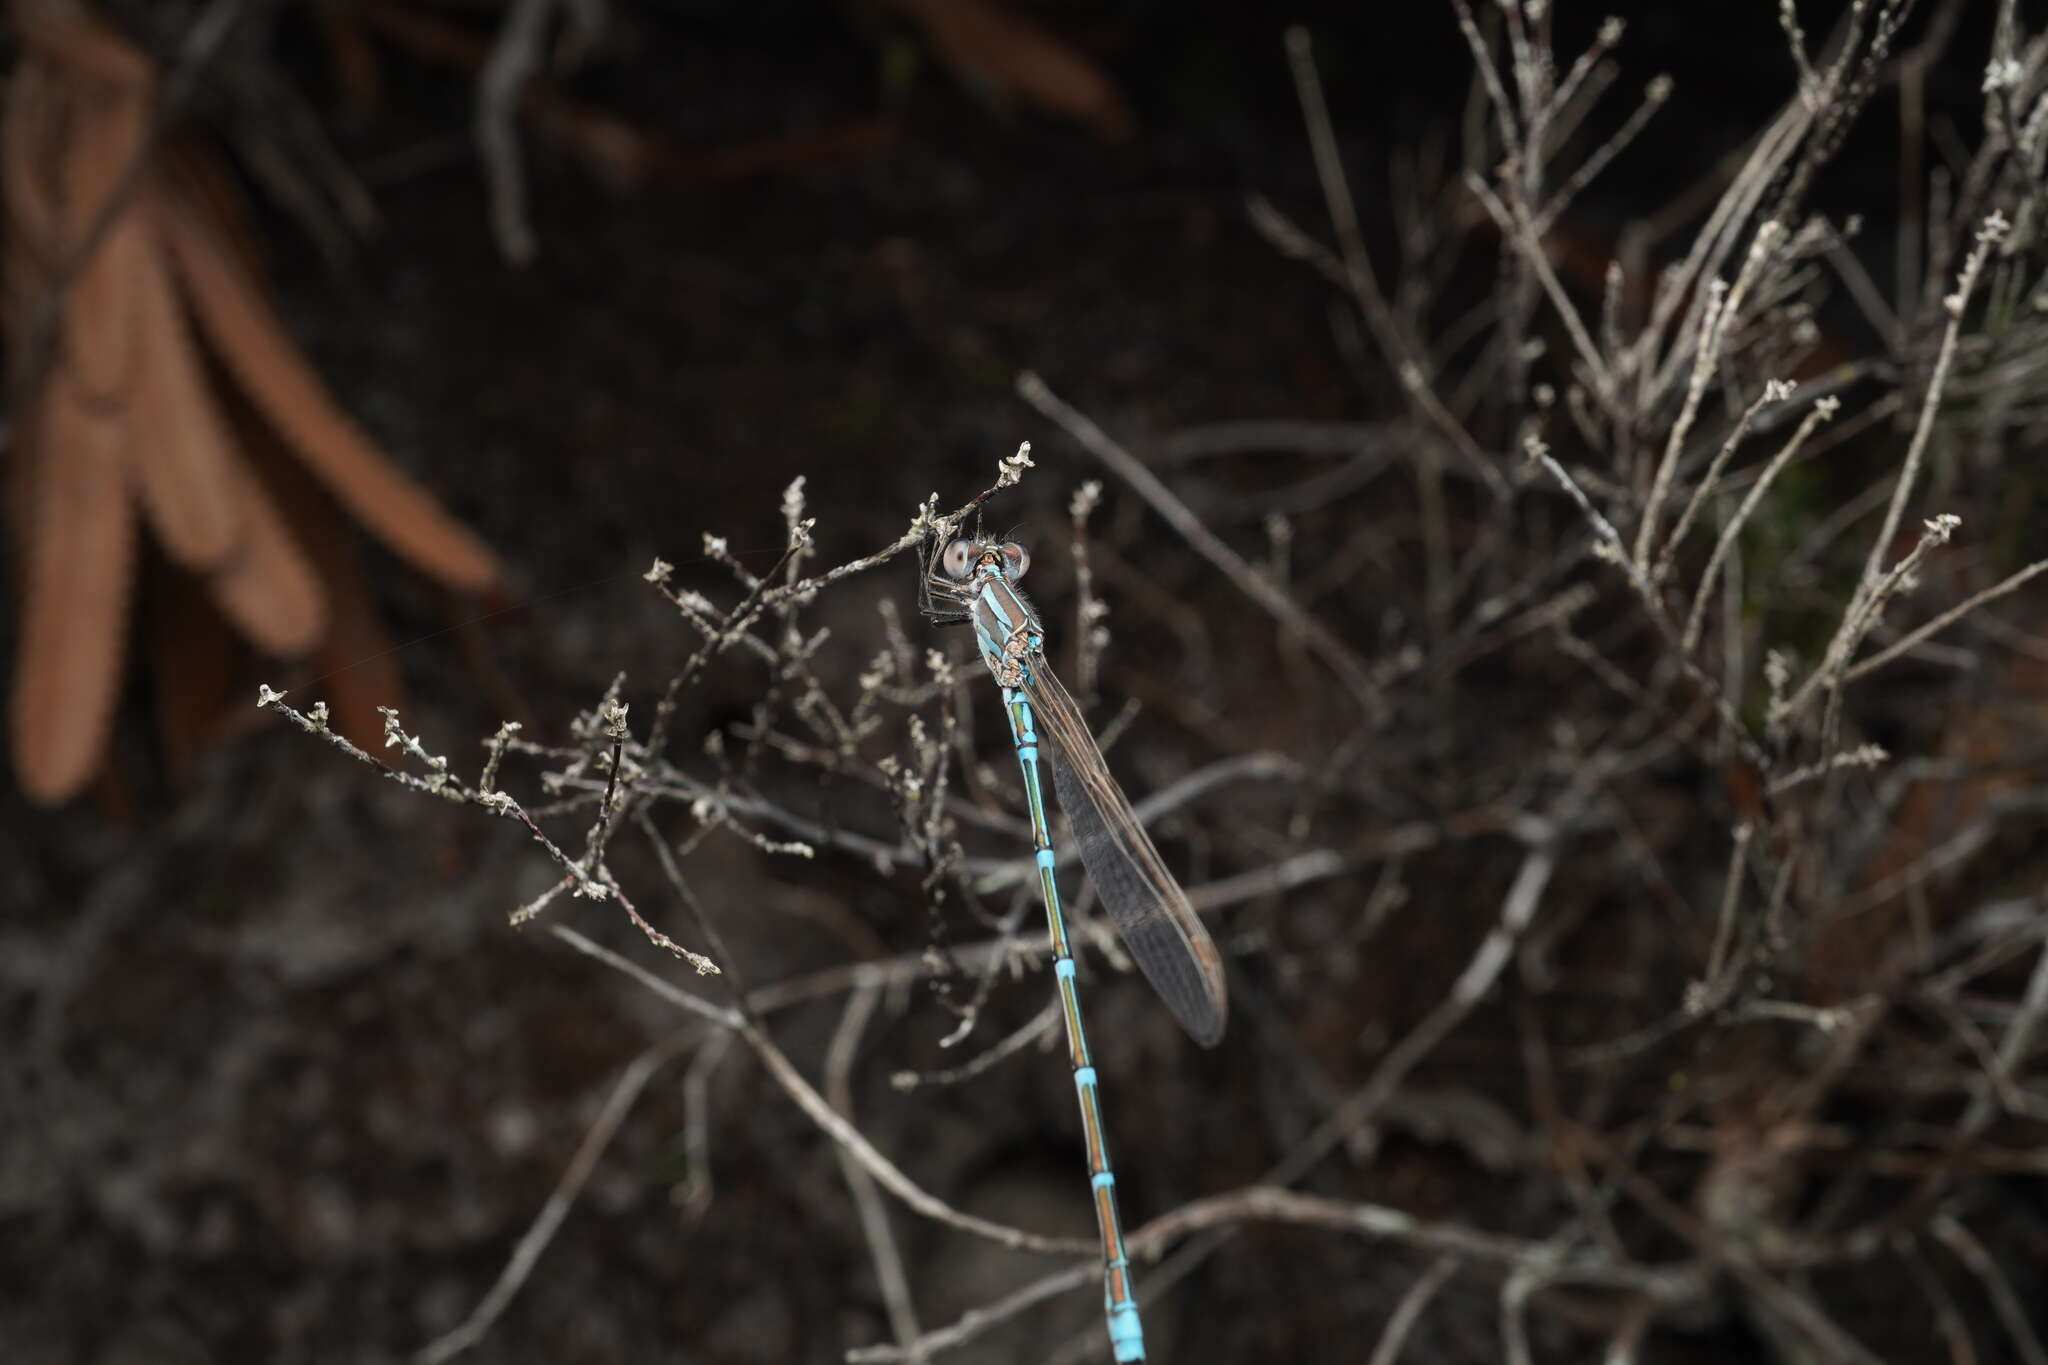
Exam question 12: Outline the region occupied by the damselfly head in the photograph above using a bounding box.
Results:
[941,538,1030,582]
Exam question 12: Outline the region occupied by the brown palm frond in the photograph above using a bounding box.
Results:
[12,372,137,803]
[205,454,330,656]
[128,206,242,568]
[53,31,149,406]
[890,0,1133,139]
[157,169,501,595]
[3,4,501,804]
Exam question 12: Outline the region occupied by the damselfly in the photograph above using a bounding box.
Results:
[921,530,1227,1363]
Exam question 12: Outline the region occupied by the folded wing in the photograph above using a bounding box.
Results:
[1025,661,1227,1047]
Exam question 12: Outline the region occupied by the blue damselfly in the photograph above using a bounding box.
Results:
[921,530,1227,1363]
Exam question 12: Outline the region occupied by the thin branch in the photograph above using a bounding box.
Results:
[849,1185,1697,1363]
[1465,171,1617,406]
[1271,811,1571,1186]
[1843,557,2048,683]
[1638,221,1784,573]
[1655,379,1790,585]
[545,923,1092,1257]
[1018,372,1388,720]
[1694,822,1755,1006]
[414,1030,697,1364]
[1370,1257,1461,1365]
[1684,395,1841,651]
[828,985,924,1359]
[1535,73,1674,230]
[1854,212,2008,615]
[1243,193,1507,497]
[1932,1213,2048,1365]
[475,0,555,263]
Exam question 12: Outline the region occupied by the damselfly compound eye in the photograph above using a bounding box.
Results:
[1000,542,1031,580]
[941,539,977,580]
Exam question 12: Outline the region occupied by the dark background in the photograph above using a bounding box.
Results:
[6,2,2044,1364]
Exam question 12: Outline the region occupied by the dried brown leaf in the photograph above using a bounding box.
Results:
[157,175,501,594]
[14,11,154,88]
[11,373,136,804]
[57,61,152,405]
[126,202,244,568]
[166,146,272,287]
[205,456,329,657]
[892,0,1132,140]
